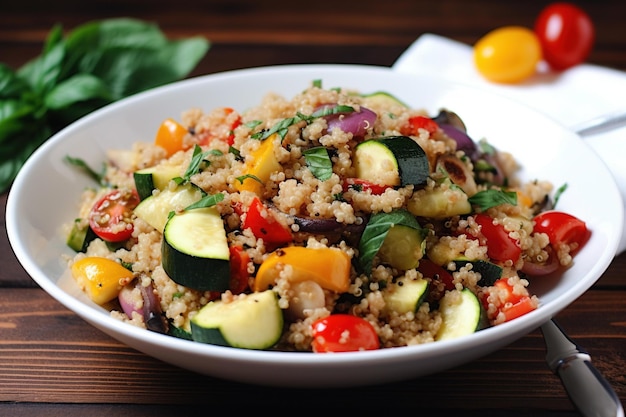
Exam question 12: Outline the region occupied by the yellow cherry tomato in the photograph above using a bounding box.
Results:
[154,118,189,157]
[71,257,134,305]
[473,26,542,84]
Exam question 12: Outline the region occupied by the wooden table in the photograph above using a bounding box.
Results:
[2,1,625,415]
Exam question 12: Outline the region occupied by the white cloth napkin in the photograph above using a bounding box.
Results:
[392,33,626,254]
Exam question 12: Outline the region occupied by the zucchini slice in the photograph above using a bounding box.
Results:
[436,288,486,341]
[383,276,429,314]
[66,219,98,252]
[133,164,182,200]
[354,136,429,187]
[134,183,204,232]
[359,208,425,274]
[407,181,472,219]
[190,290,283,350]
[162,206,230,291]
[360,91,409,108]
[451,259,503,286]
[378,224,426,270]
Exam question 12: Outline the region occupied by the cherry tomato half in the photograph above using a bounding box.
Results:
[534,2,595,71]
[474,26,542,84]
[89,189,140,242]
[311,314,380,353]
[474,214,522,262]
[533,210,590,251]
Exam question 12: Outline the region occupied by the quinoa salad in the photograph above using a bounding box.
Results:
[63,80,590,352]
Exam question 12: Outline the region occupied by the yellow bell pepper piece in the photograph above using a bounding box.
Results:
[71,257,134,305]
[235,133,282,196]
[253,246,351,293]
[154,118,188,157]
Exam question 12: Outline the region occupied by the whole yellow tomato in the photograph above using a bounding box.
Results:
[474,26,542,84]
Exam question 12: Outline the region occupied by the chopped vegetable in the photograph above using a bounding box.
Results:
[154,118,188,157]
[242,197,293,246]
[89,189,140,242]
[71,257,134,305]
[191,290,283,350]
[235,133,282,196]
[533,210,590,253]
[253,246,351,293]
[474,213,522,263]
[311,314,380,353]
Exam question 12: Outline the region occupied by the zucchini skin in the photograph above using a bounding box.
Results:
[161,207,230,292]
[190,290,283,350]
[161,240,230,291]
[378,136,429,187]
[354,136,429,187]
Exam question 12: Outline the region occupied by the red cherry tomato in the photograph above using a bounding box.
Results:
[482,278,536,322]
[534,2,595,70]
[474,214,521,262]
[311,314,380,353]
[342,178,392,195]
[533,211,590,252]
[89,189,140,242]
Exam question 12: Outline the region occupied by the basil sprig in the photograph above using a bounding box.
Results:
[358,209,422,275]
[468,189,517,211]
[0,18,210,193]
[303,146,333,181]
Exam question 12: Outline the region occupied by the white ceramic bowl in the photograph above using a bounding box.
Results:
[6,64,623,387]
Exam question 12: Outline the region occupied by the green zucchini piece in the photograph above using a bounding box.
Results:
[134,183,204,232]
[66,220,98,252]
[354,136,429,187]
[358,208,425,274]
[162,206,230,291]
[436,288,487,341]
[378,224,426,270]
[190,290,283,350]
[133,164,182,200]
[360,91,409,108]
[407,181,472,219]
[384,276,429,314]
[451,259,503,286]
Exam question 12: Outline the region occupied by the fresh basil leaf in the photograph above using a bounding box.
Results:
[310,104,354,118]
[236,174,262,185]
[358,209,421,274]
[44,73,112,109]
[0,127,50,190]
[0,64,31,99]
[303,146,333,181]
[468,189,517,211]
[64,155,107,185]
[553,183,567,209]
[183,145,209,180]
[184,193,225,211]
[0,18,210,193]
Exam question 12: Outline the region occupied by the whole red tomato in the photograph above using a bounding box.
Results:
[534,2,595,70]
